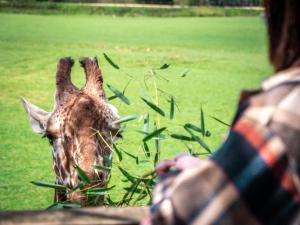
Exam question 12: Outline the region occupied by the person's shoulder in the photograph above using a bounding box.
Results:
[242,67,300,127]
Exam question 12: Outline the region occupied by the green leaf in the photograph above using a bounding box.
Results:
[122,79,132,95]
[86,186,115,196]
[143,113,150,134]
[104,155,112,168]
[158,133,166,140]
[136,192,148,202]
[170,96,175,120]
[139,159,151,164]
[183,142,194,155]
[59,203,81,208]
[113,144,123,162]
[141,97,165,117]
[122,150,139,165]
[92,165,112,171]
[108,95,117,101]
[210,116,231,127]
[205,130,211,137]
[31,181,66,191]
[123,187,143,194]
[154,151,159,167]
[111,115,138,125]
[74,165,91,184]
[143,142,150,157]
[103,53,120,69]
[137,130,149,135]
[89,186,115,192]
[67,182,84,194]
[154,123,160,167]
[47,203,64,209]
[48,202,81,209]
[192,135,211,154]
[181,70,189,77]
[142,127,167,142]
[170,134,194,141]
[184,123,202,133]
[118,166,136,184]
[200,107,205,137]
[160,63,170,70]
[107,84,130,105]
[105,195,118,206]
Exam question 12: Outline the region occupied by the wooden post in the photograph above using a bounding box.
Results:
[0,206,149,225]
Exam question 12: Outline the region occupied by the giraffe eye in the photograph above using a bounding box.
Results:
[43,132,55,145]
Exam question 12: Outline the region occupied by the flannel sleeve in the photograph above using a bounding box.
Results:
[142,115,300,225]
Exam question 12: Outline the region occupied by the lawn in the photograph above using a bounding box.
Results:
[0,13,272,210]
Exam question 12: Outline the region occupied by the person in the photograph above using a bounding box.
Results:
[141,0,300,224]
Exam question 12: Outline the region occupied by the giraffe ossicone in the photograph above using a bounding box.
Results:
[21,57,121,206]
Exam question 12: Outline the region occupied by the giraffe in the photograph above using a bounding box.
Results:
[21,57,121,206]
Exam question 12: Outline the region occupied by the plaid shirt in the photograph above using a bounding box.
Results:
[142,67,300,225]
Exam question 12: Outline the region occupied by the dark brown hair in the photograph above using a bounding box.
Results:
[264,0,300,72]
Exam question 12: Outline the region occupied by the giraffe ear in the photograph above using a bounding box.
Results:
[20,97,51,135]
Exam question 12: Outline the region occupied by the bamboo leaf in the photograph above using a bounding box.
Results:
[170,134,195,141]
[154,138,159,166]
[47,203,64,209]
[89,186,116,192]
[122,79,132,95]
[118,166,136,184]
[108,95,117,101]
[104,155,112,168]
[136,192,148,202]
[105,195,118,206]
[111,115,138,125]
[86,191,108,196]
[137,130,149,135]
[158,133,166,140]
[103,53,120,69]
[200,107,205,137]
[142,127,167,142]
[170,96,175,120]
[74,165,91,184]
[160,63,170,70]
[154,152,159,167]
[141,97,165,117]
[144,113,150,134]
[210,116,231,127]
[59,203,81,208]
[205,130,211,137]
[67,182,84,194]
[48,202,81,209]
[143,143,150,157]
[31,181,66,191]
[184,123,202,133]
[139,160,151,164]
[113,144,122,162]
[192,135,211,154]
[154,123,160,167]
[107,84,130,105]
[181,70,189,77]
[123,187,143,194]
[183,142,194,155]
[87,186,115,196]
[92,165,112,171]
[122,149,139,165]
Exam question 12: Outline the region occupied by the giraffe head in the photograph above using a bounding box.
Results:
[21,57,121,206]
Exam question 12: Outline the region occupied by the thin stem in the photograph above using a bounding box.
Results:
[150,69,160,127]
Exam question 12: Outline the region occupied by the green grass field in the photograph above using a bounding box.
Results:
[0,13,272,210]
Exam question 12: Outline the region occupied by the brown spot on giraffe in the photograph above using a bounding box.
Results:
[21,57,122,206]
